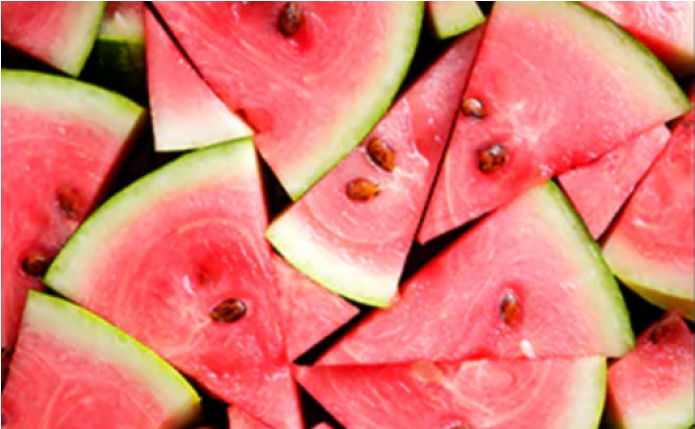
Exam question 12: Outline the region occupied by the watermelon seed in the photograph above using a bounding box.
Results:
[21,252,51,277]
[56,187,82,220]
[461,97,486,118]
[278,2,303,37]
[499,291,522,326]
[346,178,380,201]
[210,299,247,323]
[366,138,396,172]
[478,144,509,173]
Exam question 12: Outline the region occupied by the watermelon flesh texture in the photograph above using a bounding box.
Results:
[273,255,359,362]
[3,292,200,429]
[418,1,690,243]
[45,142,302,429]
[228,406,272,429]
[153,1,423,199]
[582,1,695,76]
[1,2,105,76]
[297,357,607,429]
[321,182,633,365]
[559,125,671,239]
[427,1,485,39]
[603,105,694,320]
[1,70,143,351]
[145,9,253,152]
[606,312,694,429]
[267,26,484,307]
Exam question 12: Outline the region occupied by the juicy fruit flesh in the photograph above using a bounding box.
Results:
[2,292,200,429]
[297,357,607,429]
[321,182,633,365]
[153,1,423,199]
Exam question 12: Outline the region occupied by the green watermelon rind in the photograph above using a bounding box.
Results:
[23,291,201,427]
[44,139,259,298]
[286,2,425,200]
[563,357,608,429]
[427,1,485,40]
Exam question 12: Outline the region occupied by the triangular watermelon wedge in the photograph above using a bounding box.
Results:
[296,357,607,429]
[321,182,633,365]
[558,125,671,239]
[45,141,302,429]
[145,9,252,152]
[228,406,272,429]
[427,1,485,39]
[153,2,423,199]
[266,26,484,307]
[418,1,690,243]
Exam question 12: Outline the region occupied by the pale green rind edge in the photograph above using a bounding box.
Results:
[24,291,201,428]
[98,4,145,43]
[428,1,486,40]
[606,383,695,429]
[45,139,258,297]
[285,2,425,200]
[54,1,107,76]
[563,357,607,429]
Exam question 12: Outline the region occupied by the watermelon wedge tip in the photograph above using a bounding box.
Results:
[427,1,485,39]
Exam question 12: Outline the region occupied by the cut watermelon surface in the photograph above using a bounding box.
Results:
[153,1,423,199]
[427,1,485,39]
[1,70,144,351]
[228,406,272,429]
[267,26,484,307]
[45,141,302,429]
[2,291,200,429]
[297,357,607,429]
[145,9,252,152]
[321,182,633,365]
[274,255,358,362]
[419,1,690,243]
[559,126,671,239]
[1,2,105,76]
[582,1,695,75]
[603,104,694,320]
[606,312,694,429]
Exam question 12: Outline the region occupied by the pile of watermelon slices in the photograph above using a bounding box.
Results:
[1,2,694,429]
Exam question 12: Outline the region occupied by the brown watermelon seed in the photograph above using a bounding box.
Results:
[56,187,82,220]
[21,252,51,277]
[210,299,247,323]
[278,2,303,37]
[461,97,486,118]
[478,143,509,173]
[346,178,380,201]
[366,138,396,172]
[499,291,522,326]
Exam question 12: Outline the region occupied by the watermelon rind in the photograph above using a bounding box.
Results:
[427,1,485,39]
[565,357,608,429]
[23,291,201,427]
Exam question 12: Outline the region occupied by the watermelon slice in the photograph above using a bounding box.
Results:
[1,2,105,76]
[559,126,671,239]
[153,2,423,199]
[321,182,633,365]
[1,70,144,351]
[144,9,253,152]
[228,406,272,429]
[2,291,201,429]
[274,255,359,361]
[606,312,694,429]
[45,141,302,429]
[313,425,333,429]
[297,357,607,429]
[582,2,695,76]
[427,1,485,39]
[418,1,690,243]
[603,103,694,320]
[267,26,484,307]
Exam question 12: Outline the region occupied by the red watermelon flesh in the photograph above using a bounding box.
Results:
[1,2,105,76]
[418,1,690,243]
[1,71,143,351]
[582,2,695,76]
[559,125,671,239]
[297,357,607,429]
[45,142,302,429]
[3,292,200,429]
[312,425,333,429]
[273,255,358,362]
[228,406,272,429]
[606,312,694,429]
[320,182,633,365]
[152,2,423,199]
[266,26,484,308]
[144,10,252,152]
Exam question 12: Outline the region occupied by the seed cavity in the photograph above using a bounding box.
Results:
[21,252,51,277]
[57,186,82,220]
[346,178,380,201]
[461,97,486,118]
[478,143,509,173]
[366,138,395,172]
[499,291,522,326]
[210,299,247,323]
[278,2,303,37]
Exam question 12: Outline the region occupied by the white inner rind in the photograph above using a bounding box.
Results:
[428,1,485,39]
